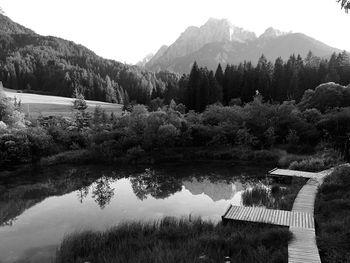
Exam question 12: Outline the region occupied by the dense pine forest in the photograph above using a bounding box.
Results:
[164,51,350,112]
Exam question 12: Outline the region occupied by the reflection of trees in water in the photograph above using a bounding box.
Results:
[131,168,182,200]
[77,186,89,203]
[0,167,102,226]
[241,182,293,210]
[92,176,115,209]
[242,185,271,207]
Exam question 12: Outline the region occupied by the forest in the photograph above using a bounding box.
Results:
[162,51,350,112]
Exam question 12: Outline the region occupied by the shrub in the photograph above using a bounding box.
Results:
[157,124,179,147]
[288,150,343,172]
[0,131,31,166]
[315,166,350,262]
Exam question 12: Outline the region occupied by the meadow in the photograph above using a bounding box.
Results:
[3,88,122,117]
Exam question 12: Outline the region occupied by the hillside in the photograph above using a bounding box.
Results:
[145,18,342,73]
[0,13,175,104]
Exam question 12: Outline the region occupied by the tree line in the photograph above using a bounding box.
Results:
[163,51,350,112]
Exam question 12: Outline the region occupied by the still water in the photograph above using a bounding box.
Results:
[0,163,272,263]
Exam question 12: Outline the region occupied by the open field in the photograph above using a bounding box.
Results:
[3,88,123,117]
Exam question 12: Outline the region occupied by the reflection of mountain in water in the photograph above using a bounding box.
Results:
[183,178,243,202]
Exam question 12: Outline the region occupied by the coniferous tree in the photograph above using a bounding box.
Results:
[198,69,210,111]
[187,62,200,110]
[272,57,285,102]
[208,71,223,104]
[214,64,224,87]
[223,65,233,104]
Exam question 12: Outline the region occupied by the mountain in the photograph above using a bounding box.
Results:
[145,18,341,73]
[136,53,154,68]
[0,13,34,34]
[0,13,173,104]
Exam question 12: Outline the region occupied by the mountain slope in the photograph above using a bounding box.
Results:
[0,14,34,34]
[145,19,341,73]
[146,18,256,72]
[0,13,172,104]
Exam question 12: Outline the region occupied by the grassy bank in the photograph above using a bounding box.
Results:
[56,217,291,263]
[278,148,343,172]
[315,166,350,262]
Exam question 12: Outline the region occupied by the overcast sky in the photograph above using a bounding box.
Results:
[1,0,349,64]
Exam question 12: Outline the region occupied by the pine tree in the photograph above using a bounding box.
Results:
[223,65,233,105]
[187,62,200,110]
[325,53,341,83]
[214,64,224,87]
[208,70,223,104]
[256,55,273,100]
[272,57,286,102]
[198,69,210,111]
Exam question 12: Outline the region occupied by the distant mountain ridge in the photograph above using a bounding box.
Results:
[144,18,341,73]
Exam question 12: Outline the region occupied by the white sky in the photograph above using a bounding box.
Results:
[1,0,349,64]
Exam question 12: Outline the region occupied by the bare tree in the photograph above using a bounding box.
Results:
[338,0,350,12]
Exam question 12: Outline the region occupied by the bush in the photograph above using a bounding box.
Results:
[0,131,31,166]
[288,150,343,172]
[315,166,350,262]
[157,124,179,147]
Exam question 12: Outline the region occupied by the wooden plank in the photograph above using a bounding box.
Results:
[222,165,340,263]
[268,168,317,178]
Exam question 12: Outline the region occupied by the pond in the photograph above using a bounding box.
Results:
[0,163,276,263]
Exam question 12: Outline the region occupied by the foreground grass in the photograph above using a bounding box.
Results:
[56,217,291,263]
[315,166,350,262]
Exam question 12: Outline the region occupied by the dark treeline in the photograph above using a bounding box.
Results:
[163,51,350,112]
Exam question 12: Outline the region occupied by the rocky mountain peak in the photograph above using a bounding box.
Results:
[259,27,287,39]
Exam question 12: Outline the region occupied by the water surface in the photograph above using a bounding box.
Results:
[0,163,272,263]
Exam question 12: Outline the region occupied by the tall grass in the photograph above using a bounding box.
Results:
[242,178,306,211]
[315,166,350,263]
[55,217,291,263]
[286,149,342,172]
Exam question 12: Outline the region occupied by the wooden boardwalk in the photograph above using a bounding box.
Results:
[287,168,333,263]
[222,167,336,263]
[268,168,317,179]
[222,205,315,228]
